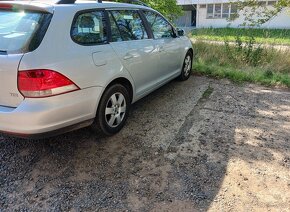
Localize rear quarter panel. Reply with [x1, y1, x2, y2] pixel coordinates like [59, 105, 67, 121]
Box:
[0, 54, 24, 107]
[18, 6, 134, 92]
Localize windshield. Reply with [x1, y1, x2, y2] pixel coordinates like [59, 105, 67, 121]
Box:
[0, 10, 49, 53]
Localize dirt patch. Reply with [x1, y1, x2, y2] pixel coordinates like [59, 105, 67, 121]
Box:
[0, 76, 289, 211]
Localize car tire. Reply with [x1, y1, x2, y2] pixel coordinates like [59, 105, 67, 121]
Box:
[92, 84, 130, 136]
[178, 51, 193, 81]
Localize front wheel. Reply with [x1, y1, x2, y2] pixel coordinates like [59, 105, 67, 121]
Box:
[92, 84, 130, 136]
[178, 51, 193, 81]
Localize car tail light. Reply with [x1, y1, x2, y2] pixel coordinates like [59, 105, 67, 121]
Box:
[0, 4, 13, 9]
[18, 69, 80, 98]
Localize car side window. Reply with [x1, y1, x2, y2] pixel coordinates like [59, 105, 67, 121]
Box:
[143, 10, 175, 39]
[108, 12, 123, 42]
[109, 10, 148, 41]
[71, 10, 107, 45]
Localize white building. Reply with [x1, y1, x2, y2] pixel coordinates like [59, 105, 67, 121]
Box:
[176, 0, 290, 28]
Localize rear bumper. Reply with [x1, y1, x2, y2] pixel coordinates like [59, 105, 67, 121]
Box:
[0, 87, 104, 139]
[1, 119, 95, 139]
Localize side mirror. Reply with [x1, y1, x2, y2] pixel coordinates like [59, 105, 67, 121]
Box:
[177, 28, 185, 37]
[170, 27, 178, 38]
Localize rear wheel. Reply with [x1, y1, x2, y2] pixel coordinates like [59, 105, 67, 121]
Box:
[178, 51, 193, 81]
[92, 84, 130, 135]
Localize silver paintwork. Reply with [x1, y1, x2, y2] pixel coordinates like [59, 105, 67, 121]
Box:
[0, 54, 24, 107]
[0, 1, 193, 136]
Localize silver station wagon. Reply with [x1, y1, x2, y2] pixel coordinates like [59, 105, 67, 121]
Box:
[0, 0, 193, 138]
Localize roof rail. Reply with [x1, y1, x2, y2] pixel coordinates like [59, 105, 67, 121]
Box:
[56, 0, 103, 4]
[129, 0, 149, 7]
[55, 0, 149, 6]
[56, 0, 76, 4]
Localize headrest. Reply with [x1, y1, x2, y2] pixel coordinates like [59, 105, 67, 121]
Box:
[79, 16, 95, 28]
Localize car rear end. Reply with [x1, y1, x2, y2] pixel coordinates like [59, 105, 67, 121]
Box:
[0, 1, 103, 138]
[0, 2, 53, 105]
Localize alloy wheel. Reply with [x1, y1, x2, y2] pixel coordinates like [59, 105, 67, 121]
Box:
[184, 55, 192, 77]
[105, 92, 126, 128]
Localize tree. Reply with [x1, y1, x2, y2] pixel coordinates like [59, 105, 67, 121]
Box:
[112, 0, 183, 21]
[233, 0, 290, 27]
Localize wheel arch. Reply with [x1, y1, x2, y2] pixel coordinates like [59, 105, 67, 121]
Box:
[188, 48, 193, 56]
[92, 76, 134, 127]
[181, 47, 193, 69]
[92, 77, 133, 135]
[105, 77, 134, 104]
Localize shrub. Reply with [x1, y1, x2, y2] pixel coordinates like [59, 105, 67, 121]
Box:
[224, 34, 264, 67]
[192, 40, 290, 87]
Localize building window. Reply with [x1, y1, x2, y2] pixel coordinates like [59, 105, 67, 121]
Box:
[230, 4, 238, 17]
[214, 4, 222, 18]
[267, 1, 277, 6]
[222, 4, 230, 18]
[206, 3, 238, 19]
[258, 1, 267, 6]
[207, 4, 214, 19]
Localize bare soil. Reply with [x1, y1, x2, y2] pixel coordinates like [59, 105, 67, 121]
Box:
[0, 76, 289, 211]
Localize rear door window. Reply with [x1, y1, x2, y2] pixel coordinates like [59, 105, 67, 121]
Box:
[108, 12, 123, 42]
[109, 10, 148, 41]
[71, 10, 108, 45]
[0, 10, 51, 53]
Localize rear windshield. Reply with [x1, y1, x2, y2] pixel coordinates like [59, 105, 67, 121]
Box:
[0, 10, 52, 54]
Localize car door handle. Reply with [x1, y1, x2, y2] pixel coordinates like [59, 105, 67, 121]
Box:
[123, 53, 134, 60]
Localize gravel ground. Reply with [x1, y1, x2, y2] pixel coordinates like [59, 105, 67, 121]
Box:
[0, 76, 290, 211]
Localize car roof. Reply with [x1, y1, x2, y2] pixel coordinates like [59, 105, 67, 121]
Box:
[1, 0, 152, 10]
[0, 1, 54, 13]
[61, 1, 151, 10]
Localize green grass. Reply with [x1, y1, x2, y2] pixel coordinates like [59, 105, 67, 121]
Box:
[194, 62, 290, 87]
[191, 28, 290, 45]
[192, 41, 290, 88]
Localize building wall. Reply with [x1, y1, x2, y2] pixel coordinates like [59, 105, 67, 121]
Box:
[197, 7, 290, 29]
[262, 9, 290, 28]
[176, 0, 290, 29]
[175, 11, 193, 27]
